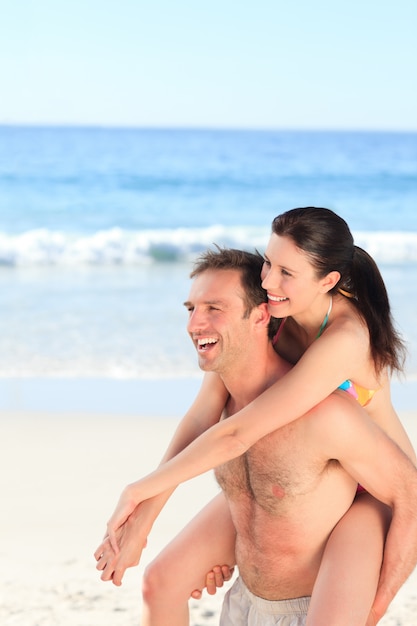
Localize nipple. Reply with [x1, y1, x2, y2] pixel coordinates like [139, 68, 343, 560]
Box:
[272, 484, 285, 499]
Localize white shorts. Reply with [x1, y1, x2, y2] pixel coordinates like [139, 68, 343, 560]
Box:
[220, 577, 310, 626]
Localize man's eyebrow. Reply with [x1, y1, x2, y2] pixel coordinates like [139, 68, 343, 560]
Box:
[183, 299, 225, 308]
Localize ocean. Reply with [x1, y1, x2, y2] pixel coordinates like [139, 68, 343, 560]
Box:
[1, 126, 416, 413]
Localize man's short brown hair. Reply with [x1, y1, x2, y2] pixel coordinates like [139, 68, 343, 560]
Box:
[190, 246, 280, 339]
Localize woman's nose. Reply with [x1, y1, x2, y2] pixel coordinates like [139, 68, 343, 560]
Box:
[262, 267, 277, 290]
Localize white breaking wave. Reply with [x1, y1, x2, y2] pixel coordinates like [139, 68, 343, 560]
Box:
[0, 227, 416, 266]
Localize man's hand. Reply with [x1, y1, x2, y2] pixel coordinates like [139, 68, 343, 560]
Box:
[190, 564, 235, 599]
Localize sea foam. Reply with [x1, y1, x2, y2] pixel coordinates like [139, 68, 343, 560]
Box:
[1, 227, 416, 267]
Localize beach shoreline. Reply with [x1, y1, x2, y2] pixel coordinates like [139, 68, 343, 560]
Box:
[1, 407, 416, 625]
[1, 375, 417, 414]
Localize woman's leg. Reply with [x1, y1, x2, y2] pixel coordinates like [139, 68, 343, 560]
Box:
[306, 493, 391, 626]
[141, 492, 236, 626]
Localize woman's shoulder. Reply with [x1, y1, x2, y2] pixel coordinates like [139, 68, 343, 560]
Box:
[326, 296, 368, 342]
[309, 302, 371, 376]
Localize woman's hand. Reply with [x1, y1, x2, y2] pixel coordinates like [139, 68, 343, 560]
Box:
[94, 519, 148, 586]
[106, 483, 142, 552]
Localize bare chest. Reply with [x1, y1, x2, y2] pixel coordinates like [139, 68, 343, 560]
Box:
[215, 420, 331, 514]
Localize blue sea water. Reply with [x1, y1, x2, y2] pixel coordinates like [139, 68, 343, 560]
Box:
[0, 126, 416, 411]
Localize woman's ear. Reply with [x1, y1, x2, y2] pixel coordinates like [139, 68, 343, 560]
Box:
[320, 271, 341, 293]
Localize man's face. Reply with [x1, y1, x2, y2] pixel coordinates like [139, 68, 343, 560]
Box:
[184, 269, 253, 374]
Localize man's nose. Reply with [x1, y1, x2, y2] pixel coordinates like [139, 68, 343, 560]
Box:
[187, 308, 207, 333]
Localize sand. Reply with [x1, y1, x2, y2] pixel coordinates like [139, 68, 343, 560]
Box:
[0, 409, 416, 625]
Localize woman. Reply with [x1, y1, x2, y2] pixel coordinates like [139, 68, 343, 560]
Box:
[96, 207, 415, 625]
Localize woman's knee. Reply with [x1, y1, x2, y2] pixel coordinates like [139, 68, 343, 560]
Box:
[143, 557, 167, 602]
[142, 553, 190, 605]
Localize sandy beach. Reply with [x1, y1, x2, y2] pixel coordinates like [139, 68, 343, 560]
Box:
[1, 408, 416, 626]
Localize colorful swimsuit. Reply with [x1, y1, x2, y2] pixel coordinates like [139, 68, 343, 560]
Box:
[337, 379, 376, 407]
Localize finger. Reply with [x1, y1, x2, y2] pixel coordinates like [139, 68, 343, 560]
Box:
[101, 569, 114, 582]
[95, 554, 107, 572]
[221, 564, 235, 581]
[100, 560, 116, 582]
[206, 571, 217, 595]
[112, 565, 126, 587]
[94, 543, 106, 561]
[94, 536, 113, 561]
[213, 565, 224, 589]
[107, 527, 120, 555]
[190, 589, 202, 600]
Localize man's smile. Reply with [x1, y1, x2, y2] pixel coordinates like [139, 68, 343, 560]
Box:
[197, 337, 219, 351]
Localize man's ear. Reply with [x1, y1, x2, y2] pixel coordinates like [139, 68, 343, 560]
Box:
[320, 271, 341, 294]
[253, 303, 271, 329]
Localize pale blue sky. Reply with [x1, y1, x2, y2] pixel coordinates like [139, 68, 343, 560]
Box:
[1, 0, 416, 130]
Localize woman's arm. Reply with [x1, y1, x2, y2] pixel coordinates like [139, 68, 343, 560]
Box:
[101, 372, 228, 555]
[106, 323, 373, 543]
[159, 371, 229, 463]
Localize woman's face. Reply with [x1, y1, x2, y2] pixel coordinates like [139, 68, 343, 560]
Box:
[261, 233, 325, 318]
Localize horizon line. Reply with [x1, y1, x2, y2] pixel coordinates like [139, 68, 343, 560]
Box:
[1, 122, 416, 134]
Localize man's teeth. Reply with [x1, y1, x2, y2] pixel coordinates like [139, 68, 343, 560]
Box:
[198, 337, 217, 346]
[268, 295, 288, 302]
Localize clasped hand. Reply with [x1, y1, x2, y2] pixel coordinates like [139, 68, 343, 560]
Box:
[105, 483, 142, 553]
[94, 514, 148, 586]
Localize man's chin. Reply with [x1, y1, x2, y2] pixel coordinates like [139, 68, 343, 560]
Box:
[198, 357, 214, 372]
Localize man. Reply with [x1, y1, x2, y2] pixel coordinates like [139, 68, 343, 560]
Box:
[96, 248, 417, 625]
